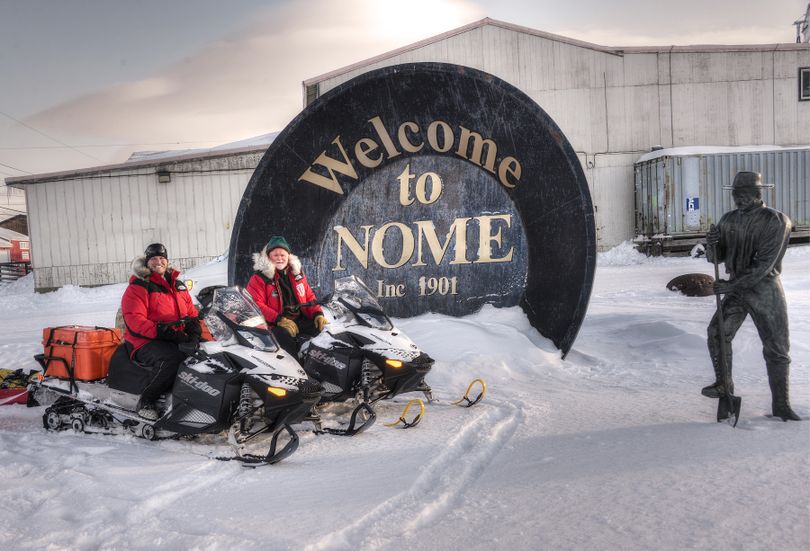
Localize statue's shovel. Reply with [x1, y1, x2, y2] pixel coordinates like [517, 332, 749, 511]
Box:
[711, 227, 741, 427]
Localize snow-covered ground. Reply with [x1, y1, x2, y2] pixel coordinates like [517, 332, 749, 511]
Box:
[1, 244, 808, 551]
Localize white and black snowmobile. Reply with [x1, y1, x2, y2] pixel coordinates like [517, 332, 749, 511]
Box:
[300, 276, 439, 435]
[32, 286, 322, 466]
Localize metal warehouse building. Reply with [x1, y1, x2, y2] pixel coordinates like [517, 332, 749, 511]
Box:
[7, 144, 267, 290]
[6, 18, 810, 290]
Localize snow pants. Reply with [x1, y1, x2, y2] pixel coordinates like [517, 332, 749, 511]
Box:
[135, 340, 188, 403]
[272, 317, 320, 357]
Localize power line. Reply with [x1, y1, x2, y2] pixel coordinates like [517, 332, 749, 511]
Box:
[0, 109, 106, 164]
[0, 160, 32, 175]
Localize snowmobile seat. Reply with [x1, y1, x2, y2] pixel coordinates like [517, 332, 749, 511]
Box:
[106, 342, 155, 395]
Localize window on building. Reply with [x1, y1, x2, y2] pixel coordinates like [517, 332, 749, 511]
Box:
[20, 241, 29, 249]
[21, 251, 30, 261]
[801, 67, 810, 101]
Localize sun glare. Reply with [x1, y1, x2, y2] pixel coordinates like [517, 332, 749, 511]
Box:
[366, 0, 483, 45]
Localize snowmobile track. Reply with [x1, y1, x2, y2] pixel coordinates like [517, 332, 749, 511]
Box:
[305, 397, 523, 551]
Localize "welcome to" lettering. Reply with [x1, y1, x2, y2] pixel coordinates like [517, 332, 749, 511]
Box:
[298, 116, 522, 193]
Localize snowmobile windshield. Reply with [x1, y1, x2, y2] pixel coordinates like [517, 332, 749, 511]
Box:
[329, 276, 393, 331]
[204, 287, 279, 352]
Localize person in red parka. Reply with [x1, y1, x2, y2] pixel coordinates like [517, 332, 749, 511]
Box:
[246, 236, 328, 356]
[121, 243, 201, 420]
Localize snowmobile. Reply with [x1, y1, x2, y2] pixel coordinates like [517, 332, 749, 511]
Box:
[31, 286, 322, 466]
[300, 276, 485, 436]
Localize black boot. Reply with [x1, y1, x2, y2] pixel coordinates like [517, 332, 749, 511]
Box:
[702, 355, 734, 398]
[767, 364, 800, 421]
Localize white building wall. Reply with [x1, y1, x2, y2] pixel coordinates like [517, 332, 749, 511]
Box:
[22, 151, 262, 290]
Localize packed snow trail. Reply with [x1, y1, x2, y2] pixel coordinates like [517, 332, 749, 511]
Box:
[307, 397, 524, 550]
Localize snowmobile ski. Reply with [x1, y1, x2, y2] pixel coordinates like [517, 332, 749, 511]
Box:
[383, 398, 425, 428]
[222, 422, 300, 467]
[451, 378, 487, 408]
[312, 402, 377, 436]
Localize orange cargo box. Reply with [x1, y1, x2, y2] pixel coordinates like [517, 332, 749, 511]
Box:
[42, 326, 122, 381]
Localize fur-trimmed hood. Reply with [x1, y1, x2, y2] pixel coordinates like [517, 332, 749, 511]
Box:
[252, 247, 302, 280]
[131, 256, 177, 280]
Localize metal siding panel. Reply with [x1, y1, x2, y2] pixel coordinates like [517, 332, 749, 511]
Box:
[517, 33, 556, 92]
[27, 186, 47, 269]
[51, 182, 69, 268]
[621, 53, 659, 86]
[99, 174, 114, 264]
[74, 178, 89, 266]
[590, 153, 636, 248]
[482, 25, 520, 84]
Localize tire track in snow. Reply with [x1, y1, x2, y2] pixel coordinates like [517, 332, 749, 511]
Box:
[306, 397, 523, 551]
[124, 461, 232, 524]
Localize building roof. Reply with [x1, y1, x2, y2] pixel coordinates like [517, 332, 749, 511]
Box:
[5, 133, 278, 187]
[637, 144, 810, 164]
[0, 226, 28, 242]
[304, 17, 810, 86]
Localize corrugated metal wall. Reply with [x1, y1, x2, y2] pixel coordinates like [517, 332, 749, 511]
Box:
[635, 148, 809, 240]
[24, 152, 262, 290]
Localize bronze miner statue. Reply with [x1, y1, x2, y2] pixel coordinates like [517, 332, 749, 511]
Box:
[703, 171, 800, 421]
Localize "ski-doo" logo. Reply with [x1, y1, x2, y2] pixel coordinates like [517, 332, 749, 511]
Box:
[308, 349, 347, 370]
[178, 371, 221, 397]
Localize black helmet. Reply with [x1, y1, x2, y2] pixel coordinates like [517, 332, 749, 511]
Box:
[144, 243, 168, 262]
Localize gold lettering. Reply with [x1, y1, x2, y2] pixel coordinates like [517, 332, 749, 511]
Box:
[355, 138, 383, 168]
[371, 222, 414, 268]
[498, 156, 521, 189]
[298, 136, 357, 194]
[368, 116, 401, 159]
[398, 164, 415, 206]
[457, 126, 497, 174]
[333, 225, 372, 270]
[397, 121, 423, 153]
[413, 218, 471, 266]
[427, 120, 454, 153]
[415, 172, 442, 204]
[475, 214, 514, 263]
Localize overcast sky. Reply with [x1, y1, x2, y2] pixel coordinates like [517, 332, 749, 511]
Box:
[1, 0, 807, 179]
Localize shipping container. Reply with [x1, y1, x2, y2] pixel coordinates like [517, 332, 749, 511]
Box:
[634, 146, 810, 254]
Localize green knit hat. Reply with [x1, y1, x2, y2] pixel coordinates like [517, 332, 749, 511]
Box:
[265, 235, 291, 253]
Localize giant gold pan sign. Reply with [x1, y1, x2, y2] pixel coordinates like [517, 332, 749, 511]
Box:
[229, 63, 595, 356]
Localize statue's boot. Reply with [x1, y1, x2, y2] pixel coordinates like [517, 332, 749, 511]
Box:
[768, 363, 801, 421]
[701, 354, 734, 398]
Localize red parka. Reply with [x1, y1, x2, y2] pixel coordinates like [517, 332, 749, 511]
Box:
[121, 257, 198, 352]
[246, 250, 323, 325]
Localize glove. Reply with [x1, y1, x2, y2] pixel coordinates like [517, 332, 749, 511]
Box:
[314, 315, 329, 332]
[277, 316, 299, 337]
[156, 323, 192, 344]
[184, 316, 201, 340]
